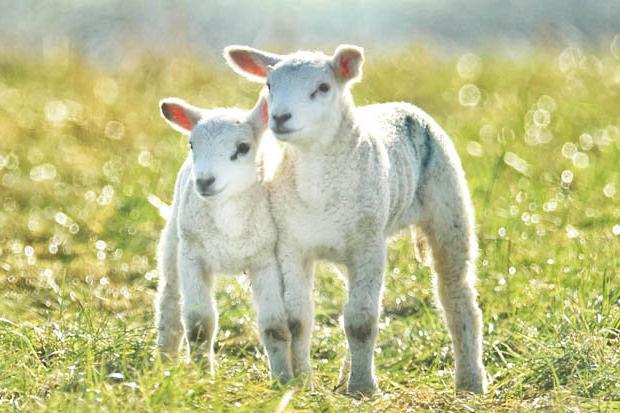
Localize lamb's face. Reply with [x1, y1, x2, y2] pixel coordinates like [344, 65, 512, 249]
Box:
[225, 45, 364, 148]
[189, 117, 257, 199]
[265, 55, 342, 146]
[159, 95, 268, 200]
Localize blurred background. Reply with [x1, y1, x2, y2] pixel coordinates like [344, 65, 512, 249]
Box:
[2, 0, 620, 66]
[1, 1, 619, 411]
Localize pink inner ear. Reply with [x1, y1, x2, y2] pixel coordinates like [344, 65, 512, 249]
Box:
[261, 101, 269, 126]
[168, 105, 192, 131]
[340, 56, 352, 78]
[232, 52, 268, 78]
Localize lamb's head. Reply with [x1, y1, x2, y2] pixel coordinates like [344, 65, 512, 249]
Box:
[224, 45, 364, 147]
[159, 94, 268, 199]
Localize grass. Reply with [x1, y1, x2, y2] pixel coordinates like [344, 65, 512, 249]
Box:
[0, 45, 619, 411]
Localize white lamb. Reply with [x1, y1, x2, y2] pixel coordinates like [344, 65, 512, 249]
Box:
[154, 93, 293, 382]
[224, 45, 487, 395]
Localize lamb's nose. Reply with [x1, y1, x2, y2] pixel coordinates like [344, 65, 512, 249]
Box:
[196, 176, 215, 192]
[272, 112, 292, 127]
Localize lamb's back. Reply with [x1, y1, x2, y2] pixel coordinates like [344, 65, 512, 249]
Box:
[355, 102, 437, 233]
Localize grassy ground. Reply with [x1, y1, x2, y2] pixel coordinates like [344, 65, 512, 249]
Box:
[0, 46, 619, 411]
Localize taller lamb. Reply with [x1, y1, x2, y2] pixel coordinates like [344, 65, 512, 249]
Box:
[224, 44, 487, 395]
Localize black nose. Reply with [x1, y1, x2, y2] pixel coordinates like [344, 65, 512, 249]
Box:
[272, 113, 292, 127]
[196, 176, 215, 192]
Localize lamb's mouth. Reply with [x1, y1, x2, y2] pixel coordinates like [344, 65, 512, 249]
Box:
[196, 187, 225, 198]
[271, 127, 301, 136]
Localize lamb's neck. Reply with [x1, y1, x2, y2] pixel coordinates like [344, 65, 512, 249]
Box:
[202, 181, 264, 219]
[199, 181, 264, 238]
[282, 104, 361, 206]
[288, 102, 359, 163]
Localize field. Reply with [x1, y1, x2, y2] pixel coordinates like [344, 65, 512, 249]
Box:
[1, 46, 619, 411]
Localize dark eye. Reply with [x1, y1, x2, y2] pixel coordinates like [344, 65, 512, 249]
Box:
[310, 83, 331, 99]
[266, 82, 271, 90]
[231, 142, 251, 160]
[189, 141, 193, 150]
[237, 142, 250, 154]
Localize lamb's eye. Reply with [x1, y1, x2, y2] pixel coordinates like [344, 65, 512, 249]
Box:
[311, 82, 331, 99]
[189, 141, 193, 150]
[266, 82, 271, 90]
[231, 142, 251, 160]
[237, 142, 250, 154]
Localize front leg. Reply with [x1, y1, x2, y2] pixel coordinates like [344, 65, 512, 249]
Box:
[178, 246, 218, 375]
[251, 260, 293, 383]
[279, 243, 315, 381]
[343, 238, 387, 396]
[155, 212, 184, 360]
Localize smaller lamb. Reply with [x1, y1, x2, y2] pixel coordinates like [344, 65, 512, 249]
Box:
[155, 93, 293, 382]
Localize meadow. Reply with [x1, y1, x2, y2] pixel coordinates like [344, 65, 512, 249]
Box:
[0, 45, 619, 411]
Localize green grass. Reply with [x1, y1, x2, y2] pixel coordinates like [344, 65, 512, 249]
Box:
[1, 46, 619, 411]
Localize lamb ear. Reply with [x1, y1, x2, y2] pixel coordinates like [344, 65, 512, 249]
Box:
[159, 98, 202, 135]
[246, 89, 269, 137]
[224, 45, 282, 82]
[331, 44, 364, 84]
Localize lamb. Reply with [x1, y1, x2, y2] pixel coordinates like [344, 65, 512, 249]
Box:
[154, 93, 293, 383]
[224, 45, 487, 395]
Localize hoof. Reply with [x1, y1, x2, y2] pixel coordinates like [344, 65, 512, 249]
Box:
[157, 350, 178, 363]
[299, 373, 314, 391]
[190, 351, 216, 377]
[346, 380, 378, 398]
[273, 371, 293, 385]
[455, 370, 487, 394]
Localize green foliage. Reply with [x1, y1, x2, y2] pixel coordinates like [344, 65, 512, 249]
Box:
[0, 47, 619, 411]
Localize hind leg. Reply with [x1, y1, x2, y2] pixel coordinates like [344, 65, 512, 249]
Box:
[421, 191, 486, 393]
[178, 246, 218, 375]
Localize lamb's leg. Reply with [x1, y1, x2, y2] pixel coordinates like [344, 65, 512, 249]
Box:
[155, 212, 184, 360]
[178, 249, 218, 375]
[280, 247, 314, 382]
[420, 182, 487, 393]
[251, 261, 293, 383]
[343, 239, 386, 396]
